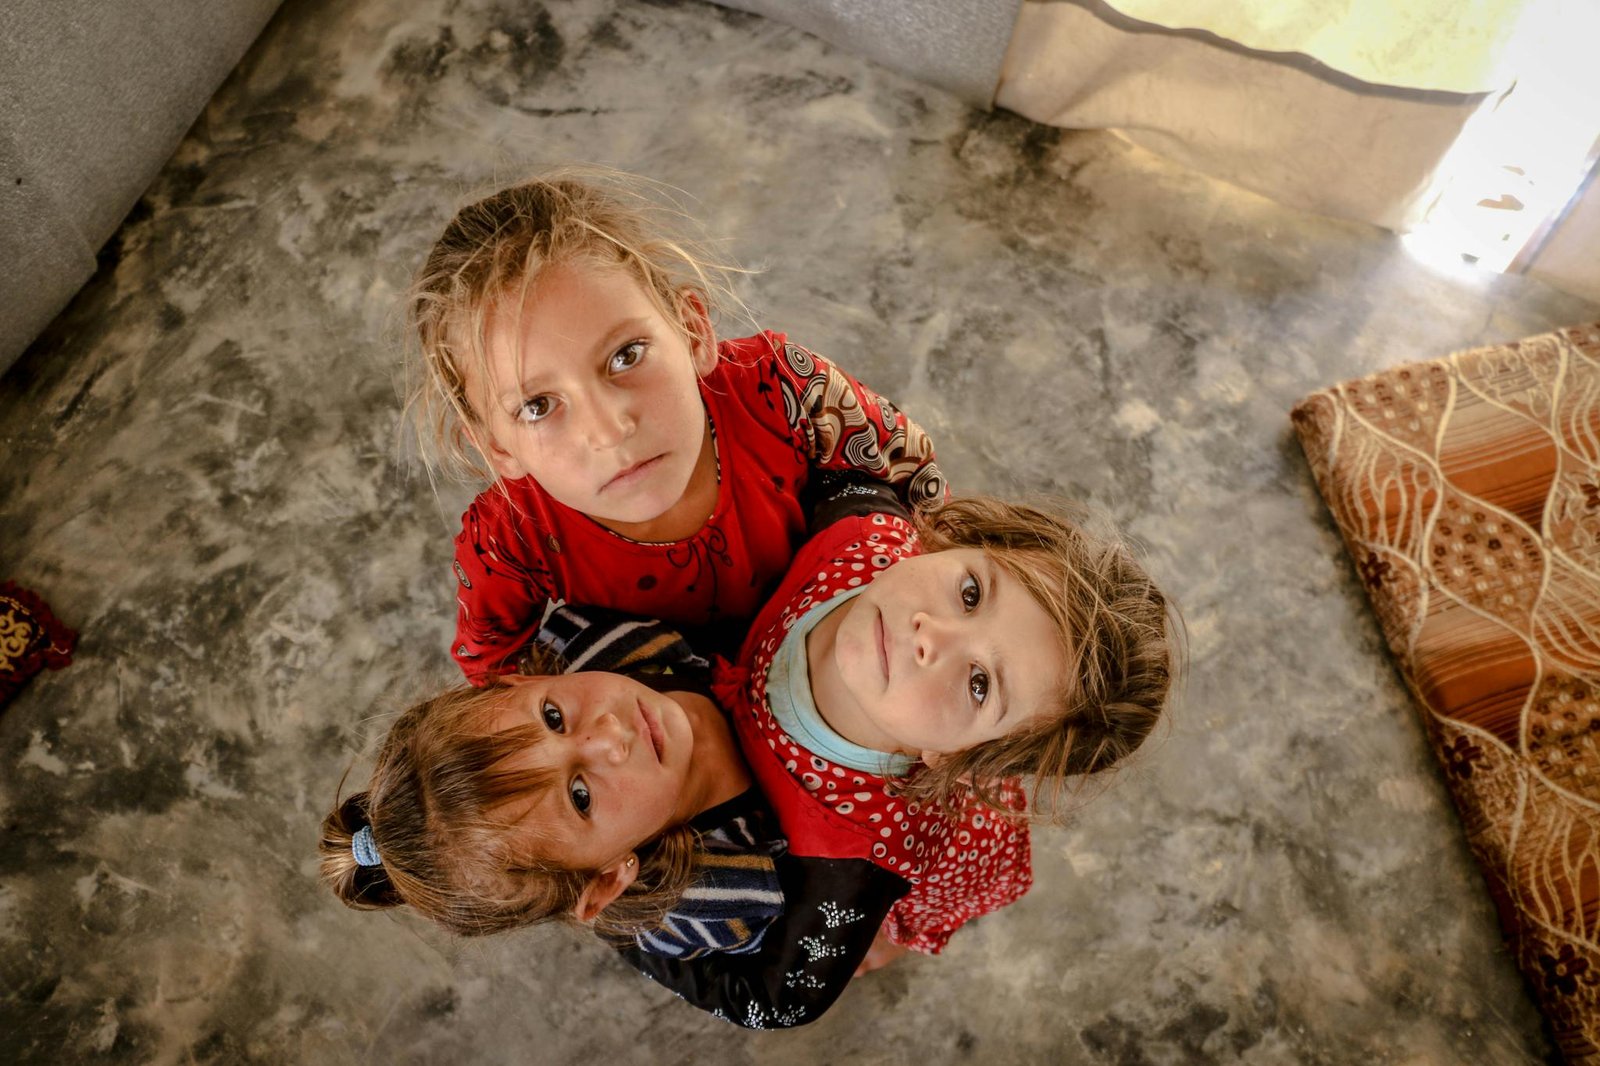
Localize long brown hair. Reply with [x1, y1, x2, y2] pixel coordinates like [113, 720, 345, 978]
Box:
[897, 496, 1181, 821]
[319, 673, 698, 940]
[406, 165, 748, 483]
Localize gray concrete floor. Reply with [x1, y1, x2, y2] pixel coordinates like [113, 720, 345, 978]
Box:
[3, 0, 1596, 1062]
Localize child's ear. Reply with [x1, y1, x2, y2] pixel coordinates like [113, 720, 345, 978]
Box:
[573, 854, 640, 923]
[920, 751, 976, 787]
[480, 435, 531, 480]
[469, 426, 530, 482]
[677, 289, 717, 376]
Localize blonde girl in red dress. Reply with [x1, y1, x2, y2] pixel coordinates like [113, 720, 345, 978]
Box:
[407, 167, 946, 682]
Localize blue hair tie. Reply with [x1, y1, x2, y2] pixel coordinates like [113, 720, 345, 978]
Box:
[351, 825, 383, 867]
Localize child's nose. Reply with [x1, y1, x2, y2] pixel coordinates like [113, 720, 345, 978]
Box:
[911, 610, 947, 665]
[582, 393, 635, 449]
[577, 713, 630, 765]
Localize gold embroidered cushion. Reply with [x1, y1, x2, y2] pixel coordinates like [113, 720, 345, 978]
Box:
[1292, 323, 1600, 1064]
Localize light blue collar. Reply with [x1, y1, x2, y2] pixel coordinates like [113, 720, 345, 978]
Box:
[765, 586, 915, 777]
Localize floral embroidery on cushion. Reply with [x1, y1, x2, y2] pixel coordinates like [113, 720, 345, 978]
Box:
[1442, 734, 1485, 779]
[1359, 551, 1392, 590]
[1539, 943, 1592, 998]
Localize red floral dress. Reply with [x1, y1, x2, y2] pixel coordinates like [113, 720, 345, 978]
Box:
[713, 513, 1033, 954]
[450, 331, 946, 684]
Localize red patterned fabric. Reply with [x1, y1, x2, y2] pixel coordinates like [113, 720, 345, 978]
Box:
[717, 513, 1033, 955]
[451, 331, 946, 683]
[0, 582, 77, 708]
[1293, 323, 1600, 1064]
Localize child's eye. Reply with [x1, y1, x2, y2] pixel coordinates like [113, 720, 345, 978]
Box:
[516, 395, 557, 424]
[968, 665, 990, 706]
[608, 342, 646, 374]
[569, 776, 591, 814]
[959, 571, 982, 612]
[540, 700, 565, 732]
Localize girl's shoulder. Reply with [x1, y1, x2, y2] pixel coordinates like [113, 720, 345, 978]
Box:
[460, 475, 551, 527]
[688, 786, 781, 844]
[713, 329, 838, 392]
[714, 329, 788, 369]
[703, 329, 809, 448]
[454, 480, 555, 574]
[452, 480, 568, 593]
[458, 476, 607, 557]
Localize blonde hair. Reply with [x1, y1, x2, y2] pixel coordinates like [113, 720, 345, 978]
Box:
[319, 663, 698, 940]
[406, 165, 748, 482]
[898, 496, 1181, 821]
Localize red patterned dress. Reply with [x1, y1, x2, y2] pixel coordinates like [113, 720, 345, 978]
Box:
[450, 332, 946, 683]
[712, 513, 1033, 954]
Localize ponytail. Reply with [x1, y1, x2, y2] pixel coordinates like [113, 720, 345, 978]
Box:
[318, 791, 402, 909]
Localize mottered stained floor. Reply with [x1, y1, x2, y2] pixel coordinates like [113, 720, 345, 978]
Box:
[2, 1, 1596, 1062]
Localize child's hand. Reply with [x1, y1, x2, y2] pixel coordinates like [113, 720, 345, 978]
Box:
[853, 932, 911, 976]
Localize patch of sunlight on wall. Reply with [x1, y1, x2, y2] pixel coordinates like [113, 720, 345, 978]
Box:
[1403, 0, 1600, 276]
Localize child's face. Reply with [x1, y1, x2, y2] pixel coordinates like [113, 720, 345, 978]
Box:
[486, 672, 703, 871]
[813, 548, 1066, 760]
[467, 261, 717, 526]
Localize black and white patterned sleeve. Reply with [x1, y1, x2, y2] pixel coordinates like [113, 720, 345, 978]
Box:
[618, 854, 909, 1029]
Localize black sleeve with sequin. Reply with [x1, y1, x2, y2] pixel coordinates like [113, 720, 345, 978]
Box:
[618, 853, 909, 1029]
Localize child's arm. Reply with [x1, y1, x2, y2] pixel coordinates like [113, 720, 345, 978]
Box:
[450, 500, 558, 684]
[619, 853, 909, 1029]
[765, 336, 948, 509]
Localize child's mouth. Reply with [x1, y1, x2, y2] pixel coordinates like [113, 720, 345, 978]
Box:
[637, 700, 664, 762]
[875, 609, 890, 682]
[602, 454, 666, 492]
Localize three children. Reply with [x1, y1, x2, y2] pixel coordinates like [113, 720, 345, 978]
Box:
[320, 167, 1179, 1027]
